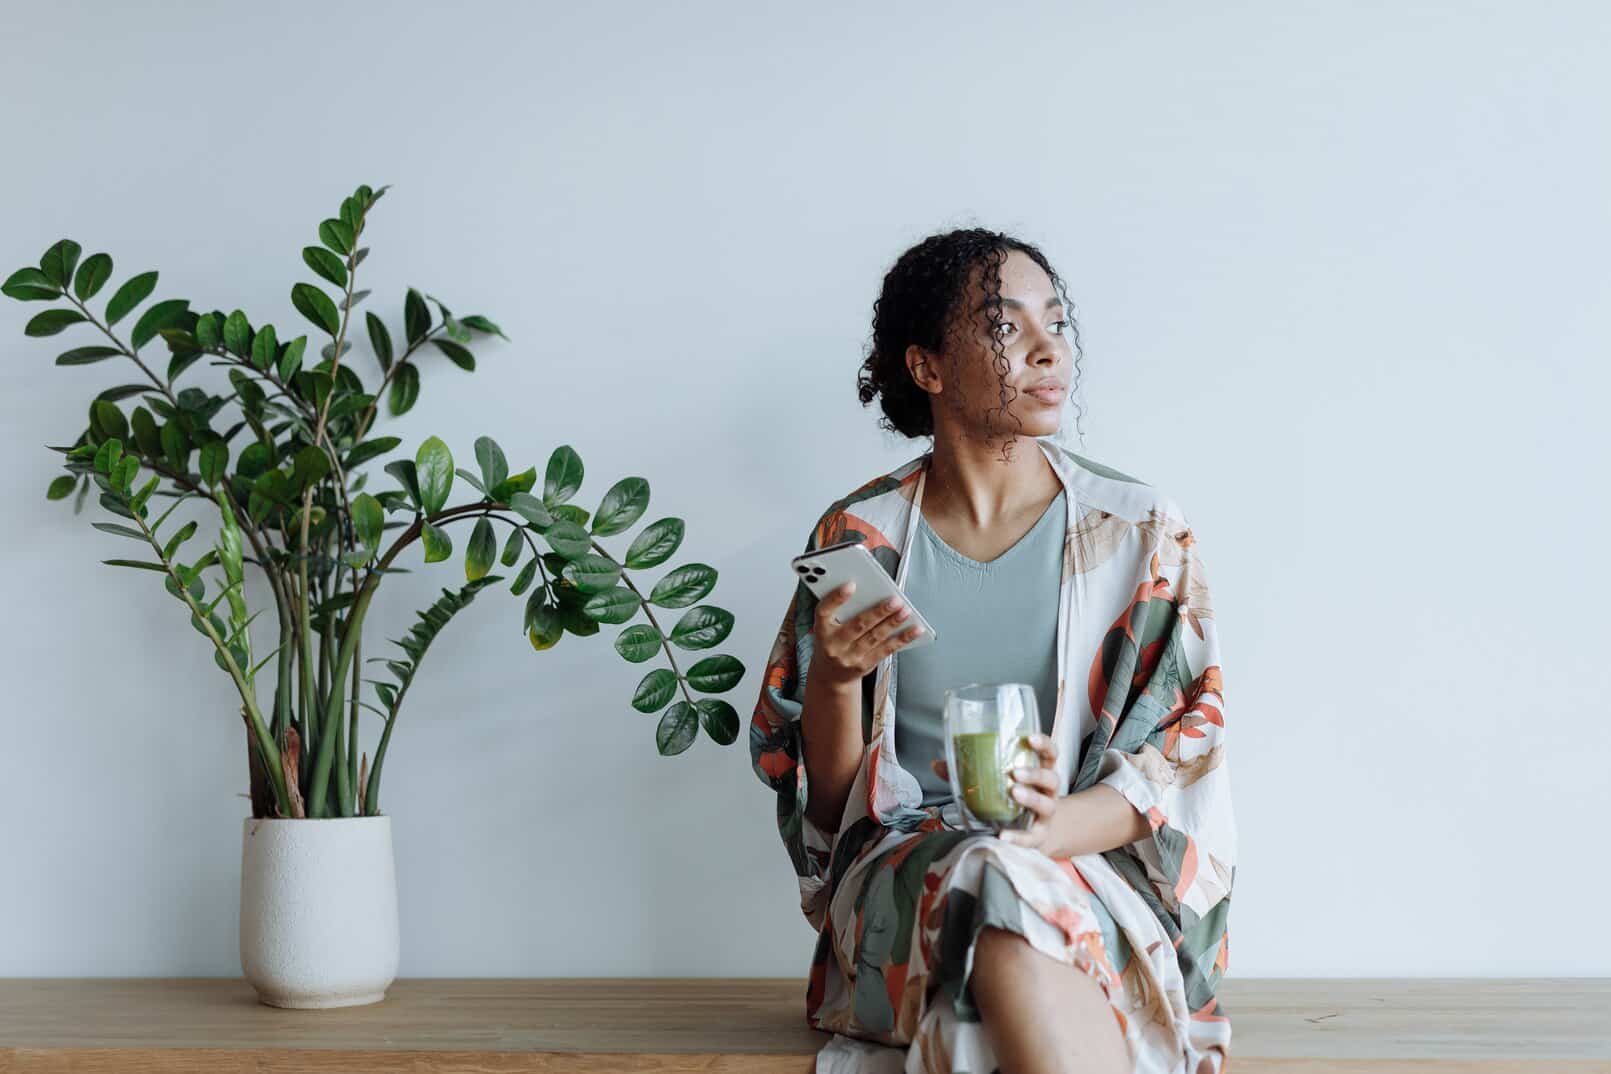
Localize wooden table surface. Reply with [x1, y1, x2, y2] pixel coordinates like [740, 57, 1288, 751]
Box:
[1, 977, 1608, 1073]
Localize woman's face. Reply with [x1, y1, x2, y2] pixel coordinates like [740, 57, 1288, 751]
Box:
[910, 249, 1075, 447]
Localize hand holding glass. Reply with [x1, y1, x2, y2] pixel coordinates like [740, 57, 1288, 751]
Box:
[942, 682, 1042, 833]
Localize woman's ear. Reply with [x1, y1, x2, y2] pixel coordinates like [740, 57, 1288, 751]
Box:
[906, 343, 941, 395]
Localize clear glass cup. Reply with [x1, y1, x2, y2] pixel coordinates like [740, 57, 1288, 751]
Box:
[942, 682, 1042, 833]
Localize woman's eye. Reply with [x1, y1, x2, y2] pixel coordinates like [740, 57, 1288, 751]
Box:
[1049, 320, 1070, 335]
[992, 321, 1016, 338]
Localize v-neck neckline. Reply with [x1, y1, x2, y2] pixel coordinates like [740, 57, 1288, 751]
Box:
[916, 486, 1065, 569]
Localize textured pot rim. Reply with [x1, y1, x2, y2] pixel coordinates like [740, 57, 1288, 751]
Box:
[243, 815, 392, 825]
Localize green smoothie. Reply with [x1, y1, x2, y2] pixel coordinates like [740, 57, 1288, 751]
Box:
[952, 731, 1037, 823]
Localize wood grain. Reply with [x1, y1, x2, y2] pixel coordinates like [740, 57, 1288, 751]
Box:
[0, 978, 1606, 1073]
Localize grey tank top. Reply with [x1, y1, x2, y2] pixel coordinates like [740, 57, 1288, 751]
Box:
[894, 488, 1066, 806]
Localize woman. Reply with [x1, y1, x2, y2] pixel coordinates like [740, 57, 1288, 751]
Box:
[749, 229, 1236, 1074]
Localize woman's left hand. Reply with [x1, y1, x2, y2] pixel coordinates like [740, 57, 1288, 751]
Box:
[998, 732, 1075, 857]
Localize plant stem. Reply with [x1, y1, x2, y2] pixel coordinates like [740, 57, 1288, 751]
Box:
[129, 498, 289, 815]
[595, 540, 698, 709]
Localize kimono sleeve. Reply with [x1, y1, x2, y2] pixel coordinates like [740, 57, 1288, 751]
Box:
[1091, 506, 1236, 998]
[748, 530, 839, 932]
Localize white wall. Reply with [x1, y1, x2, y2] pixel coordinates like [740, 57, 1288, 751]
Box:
[2, 1, 1606, 978]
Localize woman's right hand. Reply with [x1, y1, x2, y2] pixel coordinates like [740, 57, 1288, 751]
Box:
[812, 581, 923, 690]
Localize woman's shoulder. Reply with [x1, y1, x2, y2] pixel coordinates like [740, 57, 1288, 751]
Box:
[802, 454, 929, 555]
[1047, 444, 1191, 528]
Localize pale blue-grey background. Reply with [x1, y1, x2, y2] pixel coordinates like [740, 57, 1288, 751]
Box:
[3, 1, 1606, 977]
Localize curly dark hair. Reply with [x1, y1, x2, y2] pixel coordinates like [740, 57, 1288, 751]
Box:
[856, 228, 1085, 461]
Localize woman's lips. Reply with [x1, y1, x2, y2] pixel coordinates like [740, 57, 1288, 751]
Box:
[1026, 386, 1065, 405]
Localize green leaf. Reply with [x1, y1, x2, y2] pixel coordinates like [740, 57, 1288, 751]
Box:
[161, 421, 189, 472]
[591, 476, 649, 536]
[104, 270, 158, 326]
[527, 597, 563, 650]
[561, 553, 622, 594]
[291, 283, 340, 336]
[73, 253, 113, 301]
[489, 465, 536, 501]
[99, 492, 134, 519]
[551, 504, 590, 527]
[509, 557, 538, 595]
[540, 518, 592, 560]
[384, 459, 421, 507]
[632, 668, 678, 713]
[474, 436, 508, 492]
[404, 288, 430, 344]
[91, 520, 143, 538]
[345, 436, 401, 469]
[694, 698, 739, 745]
[656, 701, 698, 755]
[614, 624, 662, 663]
[648, 563, 717, 608]
[319, 217, 354, 255]
[93, 437, 123, 475]
[415, 436, 453, 514]
[249, 323, 278, 372]
[25, 309, 86, 336]
[350, 492, 383, 556]
[163, 519, 198, 561]
[303, 246, 347, 289]
[465, 516, 497, 581]
[624, 517, 684, 569]
[460, 314, 508, 339]
[130, 406, 162, 456]
[194, 312, 221, 348]
[92, 400, 128, 443]
[455, 467, 486, 495]
[420, 520, 451, 562]
[557, 593, 599, 637]
[507, 491, 553, 528]
[236, 441, 271, 480]
[38, 239, 81, 288]
[115, 455, 142, 495]
[366, 311, 393, 371]
[103, 558, 166, 573]
[543, 445, 583, 507]
[223, 310, 252, 357]
[2, 267, 59, 301]
[669, 605, 734, 650]
[198, 440, 229, 487]
[499, 523, 524, 567]
[686, 654, 745, 693]
[130, 298, 190, 351]
[387, 362, 419, 415]
[433, 339, 474, 371]
[55, 346, 121, 366]
[277, 335, 308, 381]
[581, 585, 638, 624]
[47, 474, 77, 500]
[290, 444, 331, 491]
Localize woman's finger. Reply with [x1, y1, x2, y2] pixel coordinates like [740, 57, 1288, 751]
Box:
[1010, 782, 1057, 822]
[1010, 765, 1059, 794]
[1027, 732, 1058, 768]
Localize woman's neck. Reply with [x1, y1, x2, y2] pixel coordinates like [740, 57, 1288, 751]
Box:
[922, 435, 1061, 529]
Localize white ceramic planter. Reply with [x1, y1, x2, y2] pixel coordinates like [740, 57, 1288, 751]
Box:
[239, 815, 399, 1009]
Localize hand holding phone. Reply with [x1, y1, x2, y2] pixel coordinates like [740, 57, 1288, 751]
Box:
[791, 541, 937, 689]
[810, 581, 928, 689]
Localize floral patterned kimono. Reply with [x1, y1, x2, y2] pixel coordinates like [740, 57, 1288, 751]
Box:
[748, 438, 1236, 1074]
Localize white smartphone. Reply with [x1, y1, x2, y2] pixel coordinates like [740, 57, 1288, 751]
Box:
[790, 540, 938, 649]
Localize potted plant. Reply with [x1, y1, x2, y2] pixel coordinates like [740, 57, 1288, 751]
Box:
[7, 183, 746, 1008]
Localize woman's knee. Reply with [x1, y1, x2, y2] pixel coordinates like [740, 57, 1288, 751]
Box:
[971, 925, 1032, 982]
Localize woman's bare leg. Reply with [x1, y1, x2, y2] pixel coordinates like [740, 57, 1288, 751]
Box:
[968, 925, 1131, 1074]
